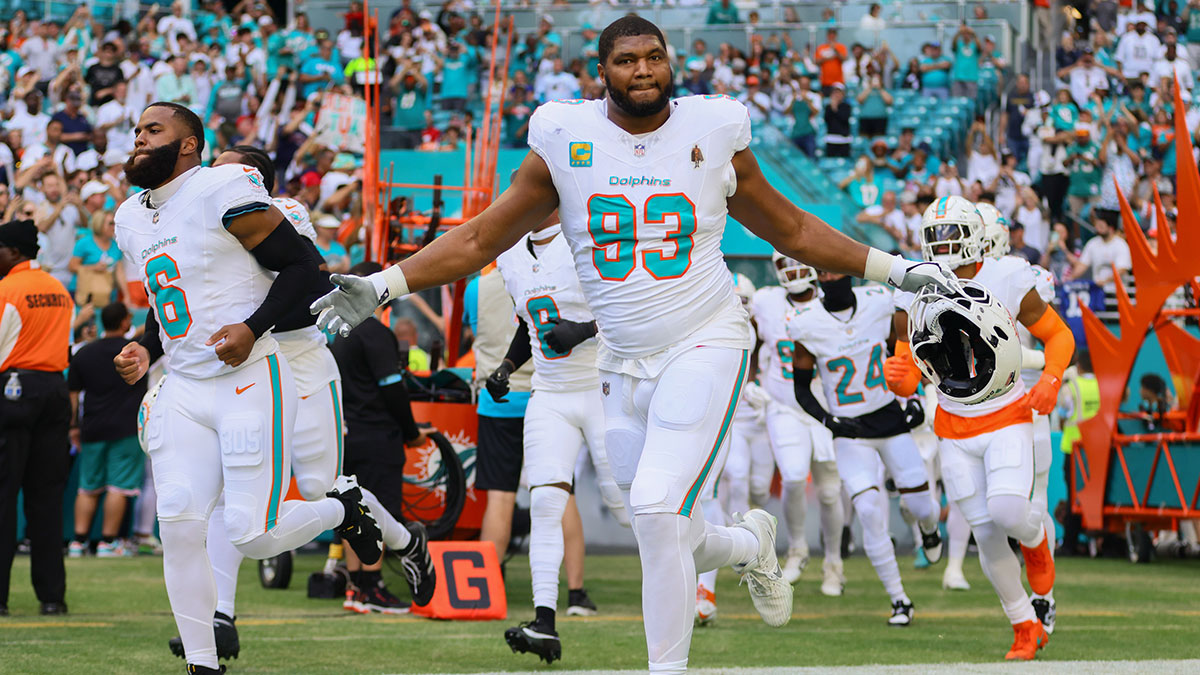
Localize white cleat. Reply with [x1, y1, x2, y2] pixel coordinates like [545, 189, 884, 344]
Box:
[781, 548, 809, 584]
[733, 510, 794, 627]
[942, 566, 971, 591]
[821, 559, 845, 597]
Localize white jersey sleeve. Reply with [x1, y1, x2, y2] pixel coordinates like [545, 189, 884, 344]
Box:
[1031, 264, 1056, 303]
[216, 164, 273, 226]
[496, 233, 600, 393]
[274, 197, 316, 242]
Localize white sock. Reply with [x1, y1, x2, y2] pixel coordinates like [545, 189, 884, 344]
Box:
[207, 504, 244, 618]
[161, 519, 218, 668]
[853, 489, 906, 603]
[813, 461, 844, 564]
[947, 501, 970, 571]
[697, 498, 726, 592]
[233, 498, 344, 560]
[987, 494, 1043, 547]
[361, 487, 412, 550]
[973, 520, 1036, 624]
[633, 512, 695, 672]
[899, 487, 939, 531]
[782, 480, 809, 556]
[529, 486, 570, 611]
[690, 511, 759, 572]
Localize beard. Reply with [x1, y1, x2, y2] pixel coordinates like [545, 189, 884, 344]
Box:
[606, 74, 671, 118]
[124, 139, 183, 189]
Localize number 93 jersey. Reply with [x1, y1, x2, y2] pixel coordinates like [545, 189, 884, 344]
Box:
[496, 232, 599, 393]
[528, 95, 754, 366]
[786, 285, 896, 417]
[115, 164, 278, 380]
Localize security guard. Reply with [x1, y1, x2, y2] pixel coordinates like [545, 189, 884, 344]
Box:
[0, 220, 74, 616]
[1058, 350, 1100, 557]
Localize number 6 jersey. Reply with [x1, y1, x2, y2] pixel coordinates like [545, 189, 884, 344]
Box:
[115, 164, 278, 379]
[528, 96, 754, 375]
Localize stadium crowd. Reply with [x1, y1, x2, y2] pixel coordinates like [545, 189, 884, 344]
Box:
[0, 0, 1196, 618]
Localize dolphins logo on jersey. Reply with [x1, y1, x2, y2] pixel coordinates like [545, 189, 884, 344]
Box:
[569, 142, 593, 167]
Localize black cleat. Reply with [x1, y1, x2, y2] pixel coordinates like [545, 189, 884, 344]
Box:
[169, 612, 240, 660]
[357, 584, 411, 614]
[919, 523, 944, 564]
[566, 588, 598, 616]
[841, 525, 855, 558]
[888, 600, 914, 626]
[1, 604, 9, 616]
[186, 665, 226, 674]
[394, 522, 436, 606]
[504, 618, 562, 664]
[327, 476, 383, 566]
[1032, 594, 1056, 635]
[39, 602, 67, 615]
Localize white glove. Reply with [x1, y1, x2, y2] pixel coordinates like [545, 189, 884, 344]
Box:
[888, 258, 960, 295]
[310, 273, 390, 338]
[742, 380, 768, 411]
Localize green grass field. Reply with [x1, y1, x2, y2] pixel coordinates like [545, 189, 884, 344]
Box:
[2, 551, 1199, 673]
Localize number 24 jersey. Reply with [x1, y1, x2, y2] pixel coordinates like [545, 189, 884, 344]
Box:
[528, 95, 754, 367]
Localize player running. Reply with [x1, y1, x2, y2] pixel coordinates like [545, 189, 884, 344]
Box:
[490, 214, 628, 663]
[752, 254, 845, 594]
[111, 103, 384, 675]
[156, 146, 438, 661]
[309, 17, 954, 672]
[978, 203, 1058, 630]
[786, 270, 942, 625]
[885, 195, 1074, 660]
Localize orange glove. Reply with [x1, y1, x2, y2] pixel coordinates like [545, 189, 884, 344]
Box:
[884, 342, 922, 397]
[1028, 372, 1062, 415]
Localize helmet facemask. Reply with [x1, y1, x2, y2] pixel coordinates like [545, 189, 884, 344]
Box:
[773, 253, 816, 295]
[920, 221, 983, 269]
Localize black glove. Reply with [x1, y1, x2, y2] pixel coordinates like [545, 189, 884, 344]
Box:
[903, 397, 926, 430]
[544, 318, 597, 355]
[485, 360, 515, 403]
[826, 415, 869, 438]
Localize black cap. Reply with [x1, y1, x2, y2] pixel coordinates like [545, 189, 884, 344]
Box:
[0, 220, 38, 258]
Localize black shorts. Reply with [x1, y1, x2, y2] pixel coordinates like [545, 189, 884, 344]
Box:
[859, 117, 888, 137]
[475, 415, 524, 492]
[344, 429, 406, 519]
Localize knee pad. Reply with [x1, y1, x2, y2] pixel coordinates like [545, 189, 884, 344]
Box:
[851, 490, 886, 536]
[987, 494, 1033, 535]
[295, 476, 328, 502]
[154, 472, 209, 523]
[529, 485, 570, 519]
[749, 473, 772, 500]
[605, 428, 644, 490]
[630, 468, 674, 515]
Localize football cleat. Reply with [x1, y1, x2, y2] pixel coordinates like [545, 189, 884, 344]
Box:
[356, 585, 411, 614]
[919, 523, 944, 564]
[821, 558, 845, 597]
[695, 585, 717, 626]
[394, 522, 436, 606]
[942, 565, 971, 591]
[566, 588, 598, 617]
[1032, 593, 1056, 635]
[780, 548, 808, 584]
[504, 618, 562, 664]
[841, 525, 856, 558]
[1020, 528, 1056, 596]
[326, 475, 384, 566]
[1005, 619, 1049, 660]
[186, 665, 226, 674]
[913, 547, 931, 569]
[169, 612, 239, 660]
[733, 510, 793, 627]
[888, 600, 914, 626]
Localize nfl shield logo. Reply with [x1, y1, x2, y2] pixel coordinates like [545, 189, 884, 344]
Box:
[152, 212, 160, 224]
[602, 381, 610, 396]
[633, 143, 645, 157]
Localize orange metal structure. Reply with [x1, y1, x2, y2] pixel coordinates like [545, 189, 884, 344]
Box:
[1072, 81, 1200, 532]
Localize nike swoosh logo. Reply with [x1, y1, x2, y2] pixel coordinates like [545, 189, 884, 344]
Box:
[235, 383, 256, 395]
[242, 166, 255, 173]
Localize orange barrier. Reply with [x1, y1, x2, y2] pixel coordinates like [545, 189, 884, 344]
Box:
[411, 541, 507, 620]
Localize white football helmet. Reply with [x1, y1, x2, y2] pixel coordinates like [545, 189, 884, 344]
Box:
[137, 373, 166, 453]
[975, 203, 1011, 260]
[920, 195, 985, 269]
[732, 272, 756, 306]
[907, 280, 1022, 406]
[771, 251, 817, 295]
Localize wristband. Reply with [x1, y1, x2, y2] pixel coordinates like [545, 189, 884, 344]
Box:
[864, 247, 898, 285]
[369, 265, 409, 304]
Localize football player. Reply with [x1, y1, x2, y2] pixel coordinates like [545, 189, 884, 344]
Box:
[886, 196, 1074, 660]
[787, 272, 942, 625]
[309, 17, 955, 672]
[752, 254, 845, 595]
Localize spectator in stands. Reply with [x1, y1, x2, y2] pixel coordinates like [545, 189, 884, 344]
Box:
[535, 58, 580, 103]
[300, 38, 345, 99]
[1060, 47, 1118, 108]
[707, 0, 740, 25]
[1040, 221, 1081, 281]
[84, 42, 124, 107]
[950, 23, 982, 100]
[33, 172, 84, 288]
[439, 41, 472, 111]
[1098, 117, 1141, 216]
[315, 213, 350, 274]
[1116, 18, 1162, 87]
[1136, 373, 1176, 432]
[51, 89, 92, 157]
[1155, 39, 1193, 91]
[990, 152, 1032, 218]
[22, 119, 76, 178]
[1007, 222, 1042, 264]
[503, 85, 535, 149]
[789, 75, 820, 157]
[391, 62, 428, 149]
[1015, 186, 1049, 252]
[823, 83, 851, 158]
[739, 76, 771, 124]
[918, 42, 952, 100]
[155, 55, 195, 106]
[1000, 74, 1035, 164]
[69, 210, 124, 306]
[815, 29, 847, 95]
[1185, 0, 1200, 67]
[1070, 212, 1131, 288]
[9, 89, 49, 148]
[1066, 126, 1102, 218]
[966, 120, 1001, 187]
[67, 303, 146, 559]
[856, 63, 891, 138]
[859, 4, 885, 47]
[933, 160, 966, 197]
[20, 20, 60, 88]
[857, 188, 903, 241]
[900, 57, 922, 91]
[839, 155, 883, 207]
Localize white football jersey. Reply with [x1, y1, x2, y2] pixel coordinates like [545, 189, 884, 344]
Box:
[528, 96, 754, 370]
[275, 196, 316, 242]
[751, 286, 822, 417]
[787, 285, 897, 417]
[1018, 261, 1057, 388]
[496, 232, 599, 393]
[115, 164, 278, 379]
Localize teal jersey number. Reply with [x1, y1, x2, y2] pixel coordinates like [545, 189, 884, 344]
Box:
[586, 193, 697, 280]
[145, 254, 192, 339]
[864, 344, 887, 390]
[526, 295, 569, 359]
[776, 340, 794, 380]
[826, 356, 866, 406]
